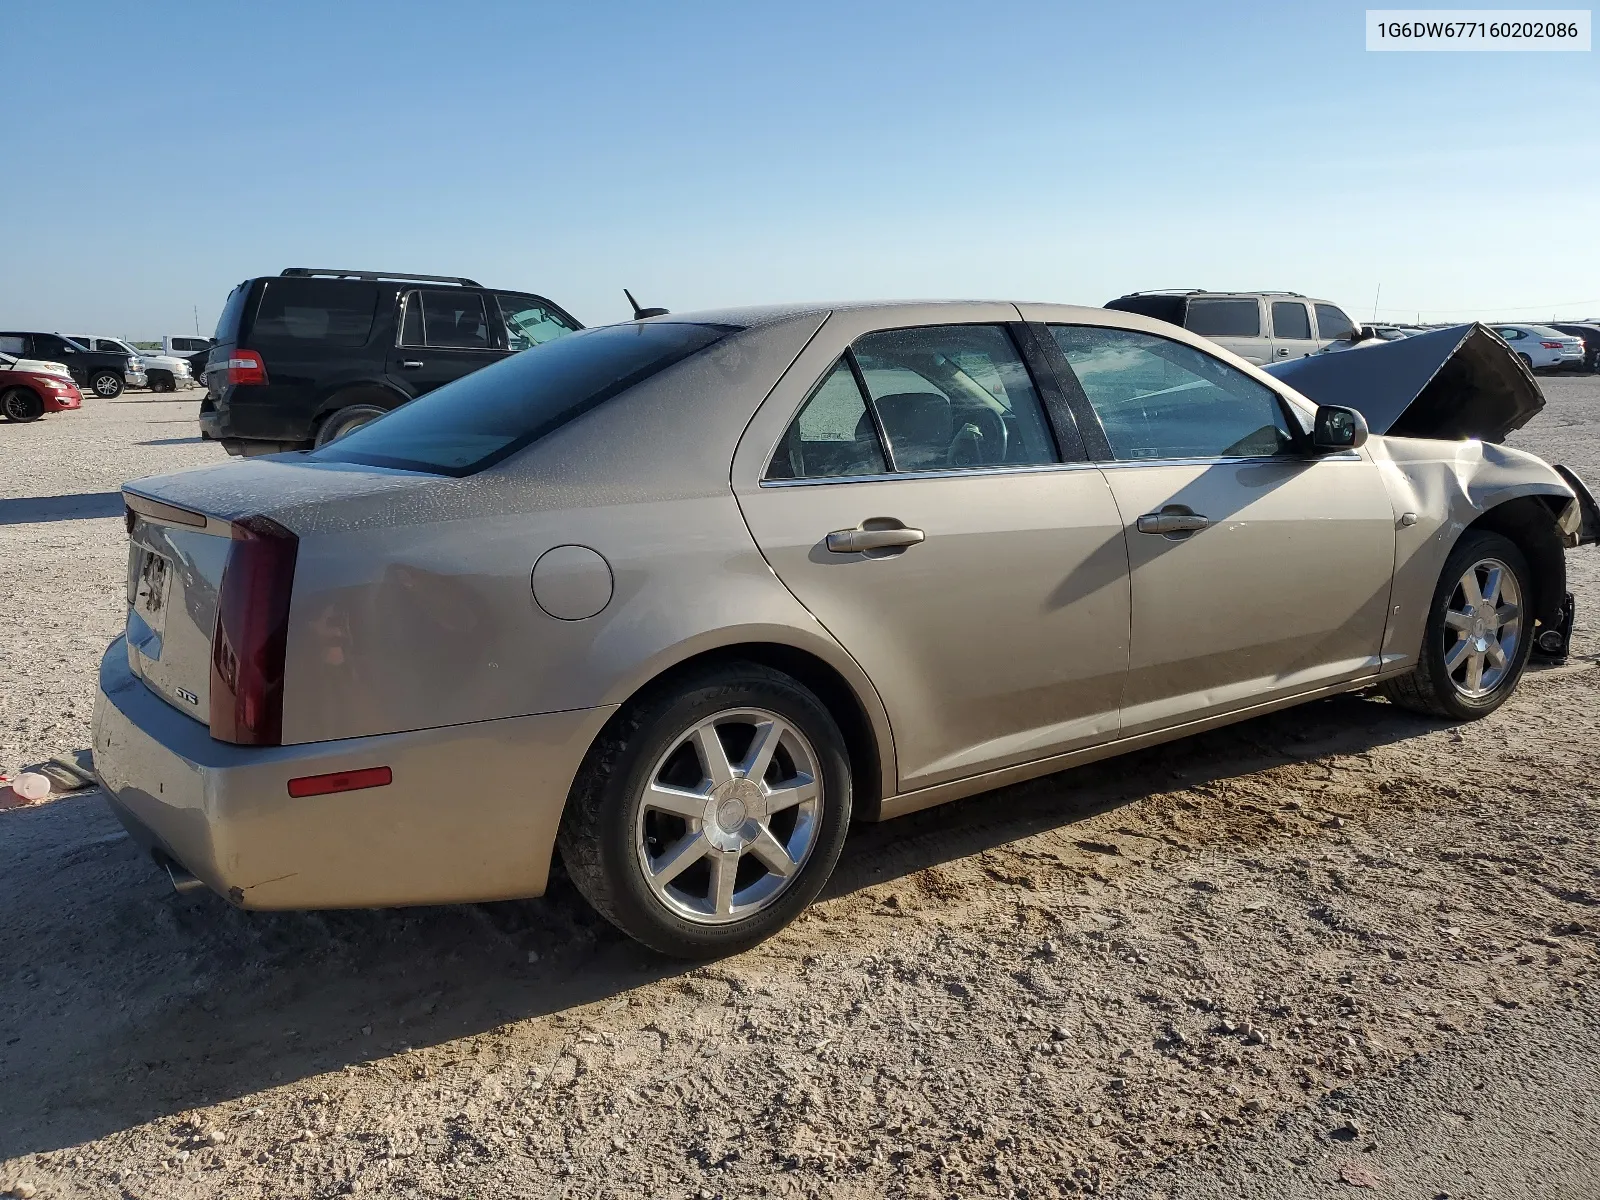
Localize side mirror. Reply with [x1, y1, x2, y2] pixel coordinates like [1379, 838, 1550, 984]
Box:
[1313, 405, 1369, 451]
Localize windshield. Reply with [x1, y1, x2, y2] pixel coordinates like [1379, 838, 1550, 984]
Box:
[309, 321, 735, 476]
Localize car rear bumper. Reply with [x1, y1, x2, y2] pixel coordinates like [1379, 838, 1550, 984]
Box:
[93, 636, 614, 909]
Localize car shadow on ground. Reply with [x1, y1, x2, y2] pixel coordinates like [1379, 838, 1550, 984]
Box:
[0, 492, 124, 525]
[0, 692, 1440, 1160]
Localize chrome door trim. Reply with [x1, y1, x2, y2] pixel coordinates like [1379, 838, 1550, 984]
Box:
[757, 451, 1363, 488]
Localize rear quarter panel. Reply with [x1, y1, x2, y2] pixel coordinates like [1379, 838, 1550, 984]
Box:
[273, 315, 894, 800]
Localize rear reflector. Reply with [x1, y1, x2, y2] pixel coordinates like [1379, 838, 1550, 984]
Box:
[287, 766, 392, 798]
[225, 349, 268, 386]
[210, 515, 298, 746]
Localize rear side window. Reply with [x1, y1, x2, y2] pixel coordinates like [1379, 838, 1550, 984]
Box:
[0, 336, 24, 356]
[400, 290, 491, 349]
[765, 360, 888, 480]
[1314, 304, 1355, 341]
[1185, 299, 1260, 338]
[309, 322, 732, 476]
[1271, 302, 1312, 339]
[250, 279, 379, 346]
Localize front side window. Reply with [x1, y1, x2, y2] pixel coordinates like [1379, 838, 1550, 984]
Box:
[497, 294, 578, 351]
[1314, 304, 1356, 341]
[310, 321, 731, 476]
[401, 290, 490, 350]
[1271, 302, 1312, 340]
[1050, 326, 1296, 460]
[171, 336, 209, 353]
[1184, 299, 1261, 338]
[852, 325, 1057, 472]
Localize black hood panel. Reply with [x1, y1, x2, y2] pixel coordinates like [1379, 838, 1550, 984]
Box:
[1264, 323, 1544, 443]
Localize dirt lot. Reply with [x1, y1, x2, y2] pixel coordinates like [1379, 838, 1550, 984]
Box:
[1, 378, 1597, 1199]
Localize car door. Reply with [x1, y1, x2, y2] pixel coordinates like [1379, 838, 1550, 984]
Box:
[31, 334, 86, 385]
[1313, 302, 1357, 349]
[1269, 300, 1318, 362]
[386, 289, 506, 398]
[1037, 321, 1396, 737]
[734, 316, 1132, 792]
[1183, 297, 1271, 364]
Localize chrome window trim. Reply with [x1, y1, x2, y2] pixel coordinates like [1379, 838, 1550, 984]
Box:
[756, 451, 1363, 488]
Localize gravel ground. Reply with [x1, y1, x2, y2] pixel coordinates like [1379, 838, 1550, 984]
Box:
[1, 377, 1597, 1200]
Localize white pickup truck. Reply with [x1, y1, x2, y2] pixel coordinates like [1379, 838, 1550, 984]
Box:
[68, 335, 197, 392]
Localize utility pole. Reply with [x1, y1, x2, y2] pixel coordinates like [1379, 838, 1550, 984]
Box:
[194, 305, 201, 335]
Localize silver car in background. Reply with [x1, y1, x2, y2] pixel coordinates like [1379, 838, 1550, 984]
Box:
[93, 302, 1598, 957]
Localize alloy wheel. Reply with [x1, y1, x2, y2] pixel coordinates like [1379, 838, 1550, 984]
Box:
[1442, 557, 1522, 698]
[93, 374, 120, 397]
[633, 707, 823, 925]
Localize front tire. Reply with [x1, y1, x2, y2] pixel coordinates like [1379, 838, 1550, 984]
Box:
[558, 664, 853, 958]
[89, 370, 123, 398]
[1, 387, 45, 422]
[1381, 530, 1534, 720]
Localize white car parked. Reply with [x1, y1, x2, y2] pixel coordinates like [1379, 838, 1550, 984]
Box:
[1104, 290, 1361, 365]
[68, 336, 195, 392]
[1492, 325, 1586, 370]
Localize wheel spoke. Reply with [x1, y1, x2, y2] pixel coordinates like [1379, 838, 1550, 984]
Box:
[1495, 602, 1520, 627]
[741, 719, 787, 784]
[1464, 651, 1485, 692]
[1444, 609, 1473, 632]
[1485, 637, 1508, 669]
[1443, 636, 1471, 673]
[649, 832, 710, 887]
[1458, 569, 1484, 609]
[748, 826, 797, 878]
[709, 851, 739, 915]
[759, 773, 817, 816]
[692, 723, 735, 788]
[1480, 566, 1504, 608]
[643, 782, 708, 820]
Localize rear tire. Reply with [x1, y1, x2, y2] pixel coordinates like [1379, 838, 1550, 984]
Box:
[558, 663, 853, 958]
[313, 403, 387, 447]
[1380, 530, 1534, 721]
[1516, 353, 1534, 370]
[89, 370, 123, 398]
[1, 387, 45, 422]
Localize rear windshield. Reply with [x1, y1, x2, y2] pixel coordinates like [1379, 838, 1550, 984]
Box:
[213, 282, 253, 344]
[308, 321, 734, 476]
[249, 279, 379, 346]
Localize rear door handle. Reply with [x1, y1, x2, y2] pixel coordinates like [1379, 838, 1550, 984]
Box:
[400, 360, 425, 369]
[1135, 509, 1210, 536]
[826, 524, 926, 554]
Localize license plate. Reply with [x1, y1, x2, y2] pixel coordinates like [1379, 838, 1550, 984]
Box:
[134, 550, 171, 636]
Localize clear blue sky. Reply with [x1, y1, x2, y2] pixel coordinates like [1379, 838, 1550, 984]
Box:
[5, 0, 1597, 336]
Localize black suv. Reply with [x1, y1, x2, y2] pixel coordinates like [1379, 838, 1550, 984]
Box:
[199, 269, 583, 455]
[0, 332, 138, 398]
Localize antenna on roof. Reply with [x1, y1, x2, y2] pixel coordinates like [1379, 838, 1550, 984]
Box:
[625, 289, 669, 320]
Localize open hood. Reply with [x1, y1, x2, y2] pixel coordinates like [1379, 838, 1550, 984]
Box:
[1264, 323, 1543, 443]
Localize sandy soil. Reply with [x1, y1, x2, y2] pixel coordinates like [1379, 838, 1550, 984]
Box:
[1, 376, 1597, 1199]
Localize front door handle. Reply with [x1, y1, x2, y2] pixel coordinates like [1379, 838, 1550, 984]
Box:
[825, 523, 926, 554]
[400, 360, 425, 369]
[1135, 509, 1210, 536]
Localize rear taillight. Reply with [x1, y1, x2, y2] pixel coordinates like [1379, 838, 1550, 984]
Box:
[210, 516, 298, 746]
[1541, 341, 1563, 349]
[224, 350, 268, 386]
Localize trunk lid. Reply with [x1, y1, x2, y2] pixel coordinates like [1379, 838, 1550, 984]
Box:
[121, 456, 443, 727]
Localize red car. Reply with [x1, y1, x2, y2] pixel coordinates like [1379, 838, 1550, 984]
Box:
[0, 353, 83, 421]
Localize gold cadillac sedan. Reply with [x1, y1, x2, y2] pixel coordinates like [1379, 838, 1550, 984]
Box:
[94, 302, 1598, 957]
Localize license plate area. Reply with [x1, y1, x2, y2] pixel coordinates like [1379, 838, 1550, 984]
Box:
[129, 549, 171, 654]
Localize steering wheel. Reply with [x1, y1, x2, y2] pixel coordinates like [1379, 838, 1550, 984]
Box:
[947, 407, 1009, 467]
